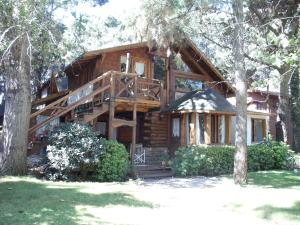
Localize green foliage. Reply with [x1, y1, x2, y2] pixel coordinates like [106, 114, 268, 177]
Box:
[172, 146, 234, 176]
[96, 140, 130, 182]
[46, 123, 104, 180]
[172, 141, 295, 176]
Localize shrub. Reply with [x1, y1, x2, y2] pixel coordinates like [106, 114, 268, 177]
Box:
[172, 145, 234, 176]
[45, 123, 104, 180]
[96, 140, 130, 182]
[172, 141, 295, 177]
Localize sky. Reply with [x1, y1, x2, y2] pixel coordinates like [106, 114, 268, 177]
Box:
[54, 0, 141, 30]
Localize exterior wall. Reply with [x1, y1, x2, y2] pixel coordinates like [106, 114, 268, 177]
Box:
[231, 114, 268, 145]
[98, 47, 151, 78]
[143, 112, 169, 148]
[247, 92, 293, 147]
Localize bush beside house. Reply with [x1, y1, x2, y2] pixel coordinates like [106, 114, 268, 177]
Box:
[96, 140, 130, 182]
[45, 123, 129, 181]
[172, 140, 295, 177]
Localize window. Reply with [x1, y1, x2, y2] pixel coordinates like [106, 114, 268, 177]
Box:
[153, 56, 166, 80]
[186, 114, 190, 145]
[134, 62, 145, 77]
[196, 113, 205, 144]
[120, 55, 127, 72]
[252, 119, 266, 143]
[211, 114, 226, 144]
[175, 78, 203, 92]
[56, 77, 68, 92]
[172, 117, 180, 137]
[41, 88, 48, 98]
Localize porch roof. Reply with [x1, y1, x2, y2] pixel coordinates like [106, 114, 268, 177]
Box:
[165, 88, 236, 114]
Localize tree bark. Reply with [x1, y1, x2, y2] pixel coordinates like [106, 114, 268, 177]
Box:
[233, 0, 247, 184]
[291, 68, 300, 152]
[0, 34, 31, 175]
[276, 65, 292, 143]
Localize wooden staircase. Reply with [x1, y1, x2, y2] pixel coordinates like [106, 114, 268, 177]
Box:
[76, 103, 109, 123]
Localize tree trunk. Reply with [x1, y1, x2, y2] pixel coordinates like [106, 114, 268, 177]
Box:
[291, 68, 300, 152]
[0, 35, 31, 175]
[277, 65, 292, 143]
[233, 0, 247, 184]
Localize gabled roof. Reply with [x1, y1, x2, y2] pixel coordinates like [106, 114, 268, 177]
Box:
[64, 39, 235, 95]
[165, 88, 236, 114]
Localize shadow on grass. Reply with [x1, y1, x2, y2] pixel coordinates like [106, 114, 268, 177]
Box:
[247, 170, 300, 189]
[256, 201, 300, 221]
[0, 179, 153, 225]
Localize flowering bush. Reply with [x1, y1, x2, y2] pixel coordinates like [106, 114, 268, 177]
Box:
[45, 123, 104, 180]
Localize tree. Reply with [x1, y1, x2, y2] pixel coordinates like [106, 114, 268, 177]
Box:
[0, 0, 66, 175]
[291, 69, 300, 152]
[246, 1, 300, 143]
[232, 0, 247, 184]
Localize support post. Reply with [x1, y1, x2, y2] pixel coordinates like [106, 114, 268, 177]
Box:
[108, 72, 115, 140]
[204, 114, 211, 144]
[180, 113, 186, 146]
[190, 112, 196, 144]
[131, 103, 137, 164]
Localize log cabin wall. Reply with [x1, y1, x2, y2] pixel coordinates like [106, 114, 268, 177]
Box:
[98, 47, 151, 78]
[143, 112, 168, 148]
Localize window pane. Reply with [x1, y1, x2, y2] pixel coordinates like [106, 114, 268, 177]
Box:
[153, 56, 166, 80]
[196, 113, 205, 144]
[218, 115, 225, 144]
[255, 120, 263, 142]
[172, 118, 180, 137]
[135, 62, 145, 76]
[120, 55, 127, 72]
[175, 78, 203, 92]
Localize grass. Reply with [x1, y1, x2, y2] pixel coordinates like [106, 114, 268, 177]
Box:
[0, 177, 153, 225]
[0, 170, 300, 225]
[247, 170, 300, 188]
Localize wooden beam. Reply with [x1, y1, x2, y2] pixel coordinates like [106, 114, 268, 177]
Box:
[108, 72, 115, 140]
[112, 118, 136, 128]
[131, 103, 137, 164]
[180, 113, 186, 146]
[190, 112, 196, 144]
[204, 114, 211, 144]
[180, 48, 210, 78]
[172, 70, 204, 81]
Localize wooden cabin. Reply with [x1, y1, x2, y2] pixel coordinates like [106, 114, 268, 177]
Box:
[30, 39, 236, 165]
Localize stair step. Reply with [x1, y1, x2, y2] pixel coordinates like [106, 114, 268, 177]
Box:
[136, 171, 174, 179]
[134, 165, 171, 171]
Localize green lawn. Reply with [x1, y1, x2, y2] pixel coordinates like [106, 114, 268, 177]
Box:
[0, 170, 300, 225]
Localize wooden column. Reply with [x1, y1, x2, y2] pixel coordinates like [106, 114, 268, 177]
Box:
[204, 114, 211, 144]
[131, 103, 137, 164]
[262, 119, 267, 139]
[108, 72, 115, 140]
[225, 115, 232, 145]
[180, 113, 186, 146]
[190, 112, 196, 145]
